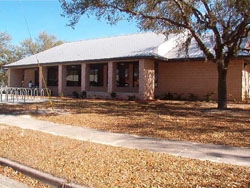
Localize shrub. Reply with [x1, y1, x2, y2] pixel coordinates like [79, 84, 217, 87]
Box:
[80, 91, 87, 99]
[128, 95, 136, 101]
[160, 92, 183, 100]
[110, 92, 116, 99]
[161, 92, 175, 100]
[174, 93, 183, 101]
[204, 91, 215, 102]
[188, 93, 199, 101]
[72, 91, 79, 98]
[59, 93, 64, 98]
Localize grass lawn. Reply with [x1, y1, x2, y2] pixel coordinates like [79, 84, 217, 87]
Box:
[0, 98, 250, 187]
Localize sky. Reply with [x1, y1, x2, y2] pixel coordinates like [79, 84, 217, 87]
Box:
[0, 0, 139, 45]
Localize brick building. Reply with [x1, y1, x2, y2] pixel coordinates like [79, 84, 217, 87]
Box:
[5, 33, 250, 101]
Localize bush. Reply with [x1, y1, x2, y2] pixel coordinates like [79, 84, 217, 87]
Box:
[128, 95, 136, 101]
[188, 93, 199, 101]
[80, 91, 87, 99]
[110, 92, 116, 99]
[59, 92, 64, 97]
[174, 93, 184, 100]
[166, 92, 175, 100]
[160, 92, 183, 100]
[204, 91, 215, 102]
[160, 92, 175, 100]
[72, 91, 79, 98]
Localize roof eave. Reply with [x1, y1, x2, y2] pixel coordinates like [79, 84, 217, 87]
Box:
[4, 55, 168, 69]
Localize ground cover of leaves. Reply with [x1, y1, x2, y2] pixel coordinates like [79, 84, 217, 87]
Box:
[2, 98, 248, 148]
[1, 125, 250, 188]
[0, 166, 50, 188]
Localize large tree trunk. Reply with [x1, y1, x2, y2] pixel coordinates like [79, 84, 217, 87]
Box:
[217, 59, 228, 110]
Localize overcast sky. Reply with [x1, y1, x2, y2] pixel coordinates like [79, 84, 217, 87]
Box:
[0, 0, 139, 44]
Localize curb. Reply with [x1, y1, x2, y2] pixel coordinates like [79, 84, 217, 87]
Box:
[0, 157, 89, 188]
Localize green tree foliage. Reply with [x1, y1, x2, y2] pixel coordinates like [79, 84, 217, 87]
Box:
[20, 31, 63, 57]
[0, 31, 63, 85]
[0, 32, 11, 66]
[0, 32, 16, 85]
[60, 0, 250, 109]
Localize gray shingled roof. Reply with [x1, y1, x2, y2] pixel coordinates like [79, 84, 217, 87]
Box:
[6, 32, 250, 68]
[6, 33, 167, 67]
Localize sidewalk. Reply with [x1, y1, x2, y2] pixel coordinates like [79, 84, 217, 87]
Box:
[0, 174, 30, 188]
[0, 114, 250, 167]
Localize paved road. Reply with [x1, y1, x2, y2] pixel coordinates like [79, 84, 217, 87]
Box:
[0, 175, 30, 188]
[1, 114, 250, 167]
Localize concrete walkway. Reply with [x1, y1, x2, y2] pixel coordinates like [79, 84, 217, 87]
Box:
[0, 174, 30, 188]
[0, 114, 250, 167]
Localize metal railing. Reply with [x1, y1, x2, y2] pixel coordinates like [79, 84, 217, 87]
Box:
[0, 87, 51, 103]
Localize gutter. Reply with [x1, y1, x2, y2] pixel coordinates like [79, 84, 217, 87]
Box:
[4, 55, 168, 69]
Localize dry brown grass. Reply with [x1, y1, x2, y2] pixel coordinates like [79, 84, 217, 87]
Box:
[2, 98, 248, 147]
[1, 125, 250, 188]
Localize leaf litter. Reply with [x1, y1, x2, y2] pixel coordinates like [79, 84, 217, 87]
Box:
[0, 99, 250, 187]
[0, 125, 250, 187]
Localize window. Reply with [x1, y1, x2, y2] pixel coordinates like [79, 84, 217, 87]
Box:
[47, 66, 58, 86]
[133, 62, 139, 87]
[67, 65, 81, 86]
[155, 62, 158, 88]
[116, 63, 129, 87]
[116, 62, 139, 87]
[34, 68, 39, 87]
[89, 64, 104, 86]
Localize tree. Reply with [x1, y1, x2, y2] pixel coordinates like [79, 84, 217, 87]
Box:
[60, 0, 250, 109]
[0, 32, 63, 85]
[0, 32, 16, 85]
[20, 31, 63, 57]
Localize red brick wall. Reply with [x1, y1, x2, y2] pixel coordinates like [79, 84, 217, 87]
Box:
[24, 69, 35, 88]
[227, 60, 243, 101]
[8, 58, 246, 101]
[156, 60, 244, 101]
[8, 69, 23, 87]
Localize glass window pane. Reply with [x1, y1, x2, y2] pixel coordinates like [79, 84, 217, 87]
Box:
[116, 62, 139, 88]
[89, 64, 104, 87]
[133, 62, 139, 87]
[116, 63, 129, 87]
[47, 66, 58, 86]
[66, 65, 81, 86]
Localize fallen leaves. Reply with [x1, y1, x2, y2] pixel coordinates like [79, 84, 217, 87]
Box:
[1, 99, 250, 187]
[0, 166, 50, 188]
[0, 125, 250, 187]
[29, 99, 250, 148]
